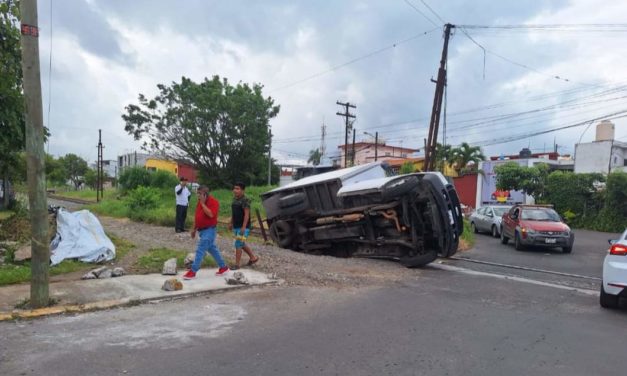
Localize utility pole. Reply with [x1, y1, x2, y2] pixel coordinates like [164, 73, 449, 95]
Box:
[351, 127, 356, 166]
[20, 0, 49, 308]
[97, 129, 103, 202]
[320, 121, 327, 161]
[336, 101, 356, 168]
[424, 23, 454, 172]
[267, 128, 272, 185]
[375, 132, 379, 161]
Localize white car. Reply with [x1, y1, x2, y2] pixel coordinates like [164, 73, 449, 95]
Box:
[600, 228, 627, 309]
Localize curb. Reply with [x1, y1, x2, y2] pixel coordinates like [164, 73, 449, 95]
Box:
[0, 280, 280, 322]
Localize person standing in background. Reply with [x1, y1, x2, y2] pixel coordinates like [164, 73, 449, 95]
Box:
[174, 177, 191, 233]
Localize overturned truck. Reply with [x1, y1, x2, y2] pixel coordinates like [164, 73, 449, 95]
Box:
[261, 162, 463, 267]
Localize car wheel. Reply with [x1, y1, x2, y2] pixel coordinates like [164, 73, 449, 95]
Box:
[514, 232, 523, 251]
[471, 222, 478, 234]
[600, 283, 619, 309]
[500, 227, 509, 245]
[491, 225, 498, 238]
[562, 246, 573, 254]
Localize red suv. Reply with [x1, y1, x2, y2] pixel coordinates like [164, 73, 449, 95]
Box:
[500, 205, 574, 253]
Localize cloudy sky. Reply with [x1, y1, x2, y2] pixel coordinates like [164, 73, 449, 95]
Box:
[35, 0, 627, 164]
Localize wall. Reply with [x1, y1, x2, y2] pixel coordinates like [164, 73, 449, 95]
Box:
[574, 141, 612, 174]
[177, 163, 198, 182]
[453, 173, 478, 209]
[145, 158, 178, 175]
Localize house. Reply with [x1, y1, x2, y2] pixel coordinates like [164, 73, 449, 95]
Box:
[384, 157, 458, 177]
[118, 152, 149, 173]
[335, 141, 419, 168]
[145, 157, 199, 182]
[575, 120, 627, 174]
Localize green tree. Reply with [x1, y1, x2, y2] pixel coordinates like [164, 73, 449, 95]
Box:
[118, 166, 152, 191]
[45, 154, 67, 186]
[450, 142, 485, 174]
[0, 1, 24, 207]
[494, 162, 549, 201]
[122, 76, 280, 187]
[83, 168, 99, 190]
[58, 154, 88, 189]
[150, 170, 179, 189]
[399, 161, 416, 174]
[434, 143, 454, 172]
[308, 148, 321, 166]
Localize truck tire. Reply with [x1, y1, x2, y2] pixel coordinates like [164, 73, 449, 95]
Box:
[269, 220, 294, 248]
[400, 250, 438, 268]
[381, 176, 419, 201]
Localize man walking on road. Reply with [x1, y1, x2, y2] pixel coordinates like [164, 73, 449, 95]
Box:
[174, 177, 191, 233]
[229, 182, 259, 270]
[183, 186, 229, 279]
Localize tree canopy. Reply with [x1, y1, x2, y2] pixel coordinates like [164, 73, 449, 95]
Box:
[58, 154, 88, 189]
[122, 76, 280, 187]
[308, 149, 321, 166]
[494, 162, 549, 200]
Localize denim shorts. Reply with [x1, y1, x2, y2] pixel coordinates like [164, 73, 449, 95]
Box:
[233, 228, 250, 249]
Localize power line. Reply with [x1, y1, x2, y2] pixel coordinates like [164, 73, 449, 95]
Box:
[269, 27, 439, 92]
[459, 24, 627, 30]
[418, 0, 446, 24]
[402, 0, 438, 27]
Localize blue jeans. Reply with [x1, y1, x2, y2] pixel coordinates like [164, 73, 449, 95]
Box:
[192, 227, 226, 272]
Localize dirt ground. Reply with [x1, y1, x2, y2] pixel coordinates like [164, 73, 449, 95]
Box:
[97, 215, 421, 287]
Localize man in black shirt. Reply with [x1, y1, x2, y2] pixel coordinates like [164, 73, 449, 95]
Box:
[228, 182, 259, 269]
[174, 177, 191, 233]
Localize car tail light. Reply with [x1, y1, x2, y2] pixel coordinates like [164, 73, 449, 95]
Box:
[610, 244, 627, 256]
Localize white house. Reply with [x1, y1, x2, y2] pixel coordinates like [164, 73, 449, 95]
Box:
[575, 121, 627, 174]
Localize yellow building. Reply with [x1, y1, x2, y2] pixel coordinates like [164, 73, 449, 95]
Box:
[145, 158, 178, 175]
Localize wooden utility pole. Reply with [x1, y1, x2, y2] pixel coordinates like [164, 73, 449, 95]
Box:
[20, 0, 49, 308]
[424, 23, 454, 172]
[374, 132, 379, 161]
[351, 127, 356, 166]
[267, 129, 272, 185]
[336, 101, 356, 168]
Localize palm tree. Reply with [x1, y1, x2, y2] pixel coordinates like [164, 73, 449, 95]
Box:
[450, 142, 485, 174]
[308, 148, 322, 166]
[434, 143, 455, 172]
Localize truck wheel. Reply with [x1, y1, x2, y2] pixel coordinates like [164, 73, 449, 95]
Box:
[600, 283, 619, 309]
[514, 233, 523, 251]
[381, 176, 419, 200]
[500, 228, 509, 245]
[400, 250, 438, 268]
[269, 220, 294, 248]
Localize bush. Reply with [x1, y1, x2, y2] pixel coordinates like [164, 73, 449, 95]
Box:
[118, 167, 152, 191]
[399, 161, 416, 174]
[150, 170, 180, 190]
[126, 186, 160, 212]
[545, 171, 604, 226]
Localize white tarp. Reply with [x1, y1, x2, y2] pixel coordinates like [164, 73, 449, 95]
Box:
[50, 209, 116, 266]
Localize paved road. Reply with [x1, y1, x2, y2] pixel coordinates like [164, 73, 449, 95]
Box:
[2, 266, 626, 376]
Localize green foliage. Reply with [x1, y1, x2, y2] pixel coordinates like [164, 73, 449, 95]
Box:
[83, 168, 98, 190]
[126, 186, 160, 212]
[308, 149, 322, 166]
[118, 167, 152, 191]
[460, 219, 475, 248]
[122, 75, 280, 187]
[494, 162, 549, 201]
[150, 170, 179, 189]
[399, 161, 416, 174]
[58, 154, 89, 189]
[136, 247, 215, 273]
[545, 171, 604, 225]
[450, 143, 485, 174]
[45, 153, 67, 185]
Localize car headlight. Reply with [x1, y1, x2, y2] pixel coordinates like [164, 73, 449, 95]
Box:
[563, 230, 570, 236]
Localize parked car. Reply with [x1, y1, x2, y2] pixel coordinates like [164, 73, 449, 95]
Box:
[469, 205, 512, 237]
[600, 228, 627, 309]
[261, 162, 464, 268]
[500, 205, 574, 253]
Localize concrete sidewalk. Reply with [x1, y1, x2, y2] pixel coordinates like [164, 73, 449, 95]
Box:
[0, 269, 277, 320]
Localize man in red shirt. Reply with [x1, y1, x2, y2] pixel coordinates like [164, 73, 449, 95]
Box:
[183, 186, 229, 279]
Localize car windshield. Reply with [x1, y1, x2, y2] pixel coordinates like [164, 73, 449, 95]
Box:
[493, 207, 509, 216]
[521, 208, 560, 221]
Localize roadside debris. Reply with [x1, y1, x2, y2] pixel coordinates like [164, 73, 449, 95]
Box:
[81, 266, 125, 280]
[112, 267, 125, 277]
[162, 258, 177, 275]
[13, 244, 31, 262]
[225, 271, 249, 285]
[162, 278, 183, 291]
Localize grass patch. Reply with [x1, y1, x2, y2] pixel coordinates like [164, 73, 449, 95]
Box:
[0, 210, 14, 221]
[458, 219, 475, 251]
[0, 235, 136, 286]
[50, 188, 117, 202]
[135, 247, 216, 273]
[86, 185, 275, 228]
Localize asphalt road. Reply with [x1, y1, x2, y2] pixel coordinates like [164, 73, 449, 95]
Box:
[2, 264, 627, 376]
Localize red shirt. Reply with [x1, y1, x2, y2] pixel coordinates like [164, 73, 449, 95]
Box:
[195, 195, 219, 229]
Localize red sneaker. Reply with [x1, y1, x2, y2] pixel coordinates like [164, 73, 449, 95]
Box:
[216, 266, 229, 276]
[183, 270, 196, 280]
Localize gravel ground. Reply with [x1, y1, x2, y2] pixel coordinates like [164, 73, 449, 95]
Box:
[97, 215, 419, 287]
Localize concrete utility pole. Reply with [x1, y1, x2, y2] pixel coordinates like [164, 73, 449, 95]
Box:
[20, 0, 49, 308]
[97, 129, 103, 202]
[267, 128, 272, 185]
[336, 101, 356, 168]
[424, 23, 454, 172]
[351, 127, 356, 166]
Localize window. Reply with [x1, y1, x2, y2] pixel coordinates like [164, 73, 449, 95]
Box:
[401, 153, 407, 158]
[624, 158, 627, 167]
[385, 152, 391, 156]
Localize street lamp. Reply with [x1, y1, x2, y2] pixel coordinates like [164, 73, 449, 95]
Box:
[363, 131, 379, 161]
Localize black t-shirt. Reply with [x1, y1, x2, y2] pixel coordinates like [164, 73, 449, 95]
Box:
[232, 196, 252, 229]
